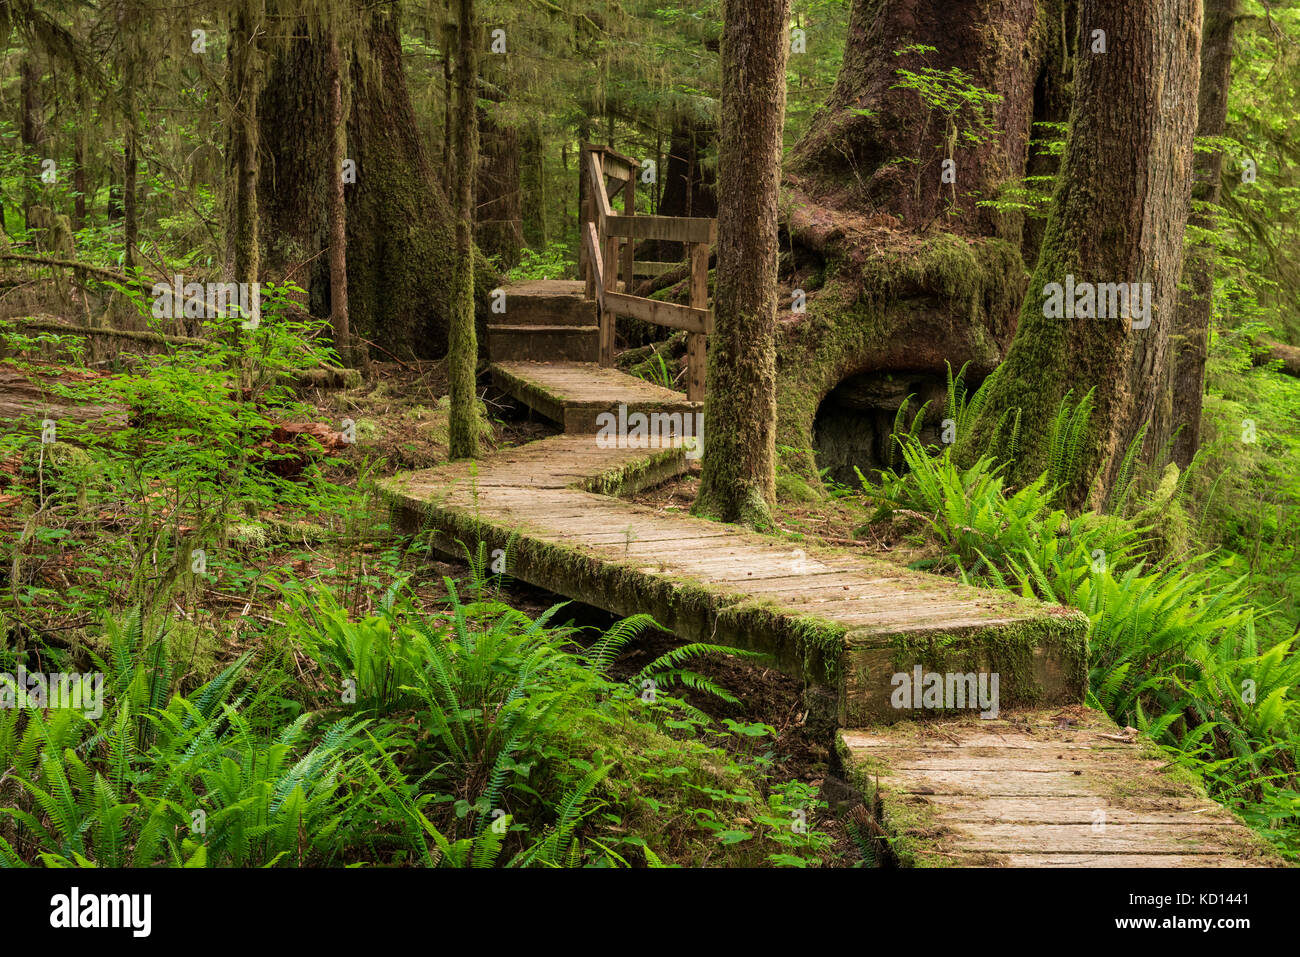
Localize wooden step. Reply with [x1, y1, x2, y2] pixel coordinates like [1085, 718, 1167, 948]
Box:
[488, 325, 599, 364]
[495, 280, 597, 326]
[490, 360, 699, 432]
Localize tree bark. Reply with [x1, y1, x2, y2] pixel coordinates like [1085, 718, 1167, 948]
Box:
[232, 0, 262, 290]
[789, 0, 1041, 241]
[327, 30, 352, 367]
[640, 116, 717, 261]
[959, 0, 1202, 509]
[20, 56, 45, 232]
[72, 98, 87, 232]
[258, 2, 479, 357]
[448, 0, 481, 459]
[772, 0, 1054, 485]
[1167, 0, 1239, 468]
[119, 0, 139, 272]
[476, 95, 524, 267]
[694, 0, 792, 527]
[520, 119, 547, 247]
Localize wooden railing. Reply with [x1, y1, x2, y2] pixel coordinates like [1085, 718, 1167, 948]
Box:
[579, 144, 715, 402]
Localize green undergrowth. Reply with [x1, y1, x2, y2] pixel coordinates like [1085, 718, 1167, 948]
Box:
[855, 428, 1300, 862]
[0, 552, 838, 868]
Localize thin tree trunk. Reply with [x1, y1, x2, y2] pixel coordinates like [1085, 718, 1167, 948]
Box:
[960, 0, 1202, 509]
[123, 130, 137, 271]
[449, 0, 480, 459]
[442, 22, 454, 179]
[120, 1, 138, 271]
[328, 30, 352, 366]
[1167, 0, 1239, 467]
[20, 57, 44, 232]
[521, 119, 546, 247]
[476, 96, 524, 267]
[233, 0, 262, 290]
[694, 0, 792, 527]
[73, 105, 87, 232]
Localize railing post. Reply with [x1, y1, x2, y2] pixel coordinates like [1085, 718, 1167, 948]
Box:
[602, 228, 618, 368]
[583, 186, 596, 302]
[621, 176, 635, 294]
[578, 147, 591, 285]
[687, 241, 709, 402]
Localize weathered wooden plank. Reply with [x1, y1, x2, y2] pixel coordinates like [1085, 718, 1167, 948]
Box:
[921, 795, 1235, 825]
[632, 261, 682, 277]
[840, 709, 1279, 867]
[602, 290, 710, 334]
[620, 179, 635, 294]
[581, 143, 638, 181]
[584, 223, 605, 307]
[999, 853, 1256, 867]
[604, 213, 716, 244]
[877, 768, 1104, 797]
[587, 155, 614, 223]
[953, 823, 1256, 854]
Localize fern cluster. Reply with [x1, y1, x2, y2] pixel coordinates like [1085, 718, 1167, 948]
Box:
[0, 554, 833, 868]
[861, 439, 1300, 860]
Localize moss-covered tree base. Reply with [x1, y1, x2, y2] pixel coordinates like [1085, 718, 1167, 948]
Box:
[773, 221, 1026, 483]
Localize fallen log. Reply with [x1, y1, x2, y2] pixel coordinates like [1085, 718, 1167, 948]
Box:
[6, 317, 358, 388]
[8, 315, 202, 346]
[1252, 340, 1300, 377]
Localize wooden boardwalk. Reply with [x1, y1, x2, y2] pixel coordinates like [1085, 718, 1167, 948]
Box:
[383, 426, 1088, 726]
[379, 280, 1280, 867]
[841, 708, 1281, 867]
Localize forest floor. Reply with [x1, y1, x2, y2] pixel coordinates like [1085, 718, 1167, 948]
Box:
[301, 361, 873, 863]
[8, 347, 1294, 866]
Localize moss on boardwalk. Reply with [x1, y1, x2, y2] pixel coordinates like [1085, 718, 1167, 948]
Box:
[839, 708, 1286, 867]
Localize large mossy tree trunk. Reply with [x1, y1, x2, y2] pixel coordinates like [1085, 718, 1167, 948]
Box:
[789, 0, 1041, 241]
[958, 0, 1202, 509]
[659, 118, 717, 221]
[693, 0, 791, 528]
[1167, 0, 1239, 468]
[774, 0, 1054, 483]
[448, 0, 481, 460]
[258, 1, 485, 358]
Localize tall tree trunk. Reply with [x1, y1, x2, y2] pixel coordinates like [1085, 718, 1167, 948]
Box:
[641, 116, 716, 261]
[520, 119, 547, 247]
[442, 23, 453, 179]
[789, 0, 1041, 241]
[259, 3, 477, 356]
[328, 30, 351, 366]
[123, 129, 138, 271]
[960, 0, 1202, 509]
[449, 0, 481, 459]
[72, 96, 87, 232]
[119, 0, 139, 272]
[233, 0, 262, 289]
[476, 97, 524, 267]
[20, 56, 44, 232]
[1168, 0, 1239, 468]
[694, 0, 792, 527]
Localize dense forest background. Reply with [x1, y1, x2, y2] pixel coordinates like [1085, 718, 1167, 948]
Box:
[0, 0, 1298, 868]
